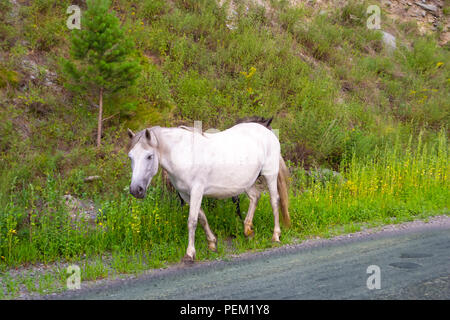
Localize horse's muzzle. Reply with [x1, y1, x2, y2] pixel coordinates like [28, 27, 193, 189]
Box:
[130, 184, 146, 199]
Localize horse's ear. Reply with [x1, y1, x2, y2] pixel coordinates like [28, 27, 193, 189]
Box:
[145, 128, 158, 148]
[127, 128, 135, 139]
[265, 117, 273, 128]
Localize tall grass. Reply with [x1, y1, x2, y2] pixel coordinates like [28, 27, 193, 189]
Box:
[289, 129, 449, 234]
[1, 131, 448, 271]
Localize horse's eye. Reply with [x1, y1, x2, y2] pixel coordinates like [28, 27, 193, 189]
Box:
[147, 155, 153, 160]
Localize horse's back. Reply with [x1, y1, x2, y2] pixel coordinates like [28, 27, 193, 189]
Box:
[205, 122, 280, 175]
[208, 122, 278, 147]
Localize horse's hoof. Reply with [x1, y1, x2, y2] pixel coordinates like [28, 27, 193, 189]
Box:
[271, 236, 281, 243]
[244, 229, 254, 238]
[244, 225, 255, 238]
[208, 240, 218, 252]
[182, 254, 195, 264]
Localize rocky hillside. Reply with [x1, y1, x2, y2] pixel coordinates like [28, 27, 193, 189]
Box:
[0, 0, 449, 199]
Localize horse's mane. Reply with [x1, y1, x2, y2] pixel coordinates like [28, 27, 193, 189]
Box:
[178, 125, 205, 136]
[235, 116, 273, 129]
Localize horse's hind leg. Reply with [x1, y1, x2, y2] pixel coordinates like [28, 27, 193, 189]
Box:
[264, 174, 281, 242]
[244, 184, 261, 238]
[232, 196, 242, 219]
[177, 192, 185, 206]
[198, 208, 217, 252]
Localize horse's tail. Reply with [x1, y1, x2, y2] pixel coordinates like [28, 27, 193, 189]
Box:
[277, 155, 291, 228]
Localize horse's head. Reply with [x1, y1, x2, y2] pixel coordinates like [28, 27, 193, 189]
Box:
[127, 128, 159, 199]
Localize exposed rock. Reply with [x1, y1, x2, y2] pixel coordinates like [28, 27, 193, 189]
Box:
[9, 0, 19, 18]
[62, 195, 99, 226]
[84, 175, 101, 182]
[381, 31, 397, 52]
[21, 58, 58, 88]
[21, 59, 39, 78]
[415, 2, 438, 15]
[218, 0, 238, 30]
[378, 0, 448, 45]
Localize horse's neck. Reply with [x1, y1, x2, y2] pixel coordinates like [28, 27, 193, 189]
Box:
[154, 127, 190, 176]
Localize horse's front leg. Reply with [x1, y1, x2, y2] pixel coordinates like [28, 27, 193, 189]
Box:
[182, 186, 203, 263]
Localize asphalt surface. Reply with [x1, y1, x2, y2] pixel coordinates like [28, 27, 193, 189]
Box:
[56, 222, 450, 300]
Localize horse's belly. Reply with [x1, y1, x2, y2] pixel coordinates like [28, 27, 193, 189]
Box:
[168, 169, 256, 198]
[203, 185, 247, 199]
[202, 164, 261, 198]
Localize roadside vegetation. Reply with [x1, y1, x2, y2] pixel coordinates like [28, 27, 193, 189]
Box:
[0, 0, 448, 298]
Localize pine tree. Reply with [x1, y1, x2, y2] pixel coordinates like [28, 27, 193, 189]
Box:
[63, 0, 140, 148]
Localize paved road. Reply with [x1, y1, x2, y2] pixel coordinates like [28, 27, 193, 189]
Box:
[57, 222, 450, 300]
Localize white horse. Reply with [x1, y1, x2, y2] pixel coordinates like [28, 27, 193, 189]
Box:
[127, 121, 290, 263]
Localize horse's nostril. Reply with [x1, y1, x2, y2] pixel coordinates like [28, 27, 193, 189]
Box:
[138, 186, 144, 193]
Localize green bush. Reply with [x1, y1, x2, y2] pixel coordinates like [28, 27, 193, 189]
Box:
[334, 1, 367, 27]
[0, 67, 21, 89]
[138, 0, 167, 21]
[403, 38, 445, 74]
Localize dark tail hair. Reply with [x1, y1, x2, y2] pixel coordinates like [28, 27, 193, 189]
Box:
[277, 156, 290, 228]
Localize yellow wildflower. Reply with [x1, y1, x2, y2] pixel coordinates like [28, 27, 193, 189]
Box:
[246, 67, 256, 79]
[240, 67, 257, 79]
